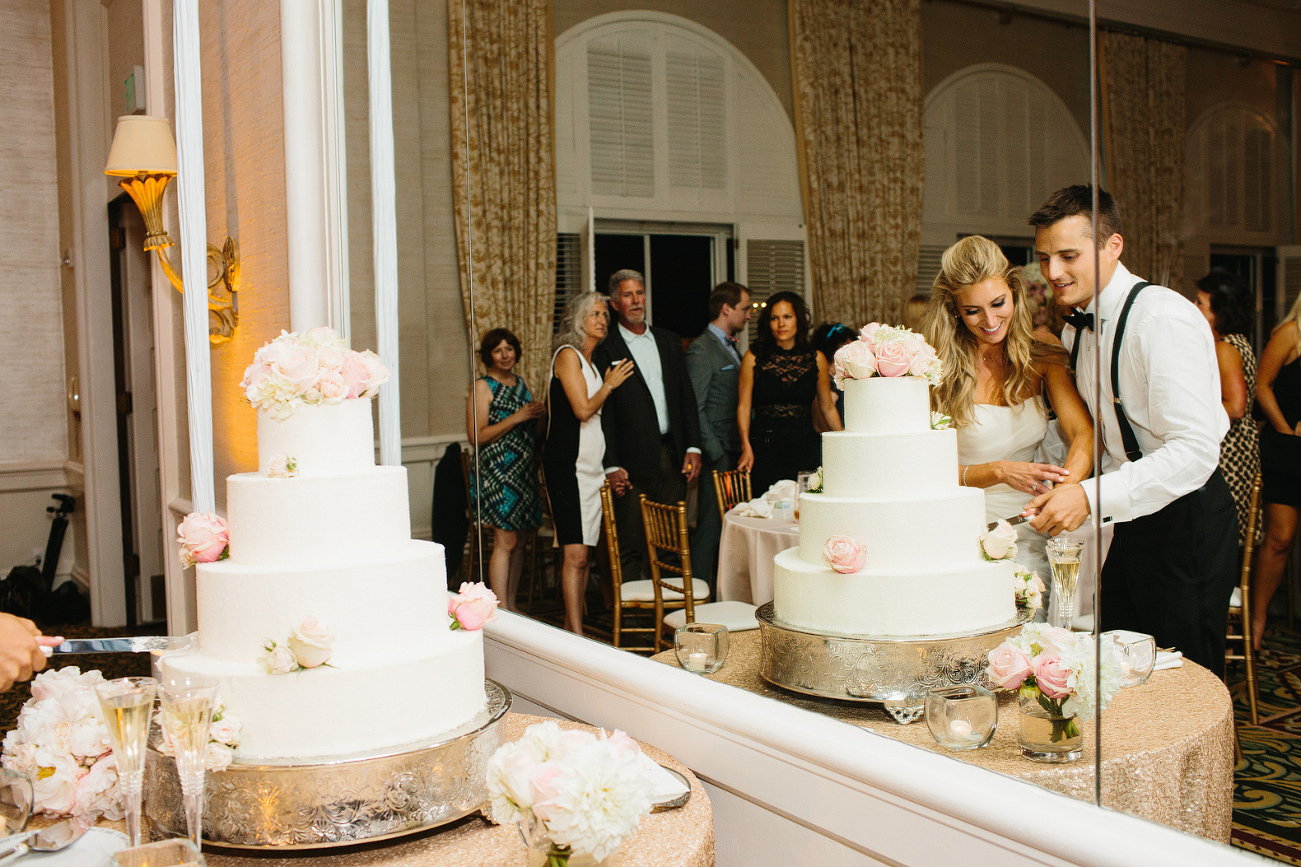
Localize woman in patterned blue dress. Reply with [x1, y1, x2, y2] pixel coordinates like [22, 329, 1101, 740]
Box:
[465, 328, 545, 610]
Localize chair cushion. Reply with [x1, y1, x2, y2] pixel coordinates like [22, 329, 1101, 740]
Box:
[664, 600, 760, 632]
[1229, 587, 1243, 609]
[620, 579, 710, 604]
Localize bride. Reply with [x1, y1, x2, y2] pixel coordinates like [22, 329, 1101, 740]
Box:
[923, 235, 1094, 582]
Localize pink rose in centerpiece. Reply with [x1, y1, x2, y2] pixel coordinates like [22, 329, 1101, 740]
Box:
[874, 339, 916, 377]
[287, 617, 335, 668]
[986, 645, 1034, 689]
[177, 512, 230, 568]
[833, 340, 877, 388]
[449, 582, 500, 630]
[1032, 652, 1073, 699]
[823, 535, 866, 574]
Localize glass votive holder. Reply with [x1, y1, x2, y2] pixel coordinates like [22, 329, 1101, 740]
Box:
[925, 685, 998, 751]
[771, 500, 794, 522]
[674, 623, 729, 674]
[109, 838, 205, 867]
[1105, 630, 1156, 687]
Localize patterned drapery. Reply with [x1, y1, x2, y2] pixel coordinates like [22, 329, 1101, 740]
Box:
[788, 0, 924, 329]
[449, 0, 557, 395]
[1101, 31, 1187, 290]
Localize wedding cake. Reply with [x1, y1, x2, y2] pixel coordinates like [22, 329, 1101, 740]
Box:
[772, 325, 1017, 638]
[167, 329, 487, 761]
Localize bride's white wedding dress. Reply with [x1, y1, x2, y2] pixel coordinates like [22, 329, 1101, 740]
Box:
[957, 397, 1051, 584]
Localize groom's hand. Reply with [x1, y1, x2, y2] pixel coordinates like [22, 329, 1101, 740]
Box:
[1025, 483, 1089, 536]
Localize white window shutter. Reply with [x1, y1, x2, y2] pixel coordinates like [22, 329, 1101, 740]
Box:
[587, 36, 654, 198]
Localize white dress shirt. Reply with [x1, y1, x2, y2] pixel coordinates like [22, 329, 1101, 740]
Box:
[1062, 262, 1229, 523]
[619, 322, 670, 434]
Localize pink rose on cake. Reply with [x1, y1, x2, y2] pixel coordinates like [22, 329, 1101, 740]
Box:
[449, 582, 500, 630]
[177, 512, 229, 568]
[980, 520, 1019, 561]
[287, 617, 336, 668]
[823, 535, 865, 574]
[832, 340, 877, 389]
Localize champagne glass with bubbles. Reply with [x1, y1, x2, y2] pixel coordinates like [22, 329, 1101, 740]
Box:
[158, 665, 217, 852]
[1047, 538, 1085, 630]
[94, 677, 157, 847]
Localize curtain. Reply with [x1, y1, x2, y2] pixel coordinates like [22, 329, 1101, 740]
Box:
[449, 0, 557, 395]
[788, 0, 924, 329]
[1101, 31, 1186, 290]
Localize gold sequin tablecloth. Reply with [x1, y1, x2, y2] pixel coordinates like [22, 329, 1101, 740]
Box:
[654, 630, 1233, 842]
[160, 714, 711, 867]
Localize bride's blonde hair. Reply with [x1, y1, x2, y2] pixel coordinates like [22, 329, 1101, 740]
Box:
[922, 236, 1064, 427]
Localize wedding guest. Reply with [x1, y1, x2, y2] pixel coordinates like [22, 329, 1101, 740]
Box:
[0, 613, 49, 692]
[811, 323, 856, 430]
[738, 291, 841, 495]
[543, 293, 635, 635]
[903, 293, 929, 332]
[1194, 271, 1259, 544]
[1025, 185, 1236, 676]
[923, 235, 1094, 581]
[465, 328, 545, 611]
[1250, 291, 1301, 649]
[686, 281, 752, 589]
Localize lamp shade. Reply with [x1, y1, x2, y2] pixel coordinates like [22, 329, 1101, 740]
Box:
[105, 115, 178, 176]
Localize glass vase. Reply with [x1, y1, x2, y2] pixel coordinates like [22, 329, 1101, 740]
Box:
[518, 815, 606, 867]
[1017, 692, 1082, 763]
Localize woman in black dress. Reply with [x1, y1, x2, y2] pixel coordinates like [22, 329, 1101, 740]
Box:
[1251, 292, 1301, 648]
[737, 292, 842, 496]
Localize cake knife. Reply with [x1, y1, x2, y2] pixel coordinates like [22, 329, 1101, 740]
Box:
[986, 515, 1029, 531]
[41, 636, 190, 656]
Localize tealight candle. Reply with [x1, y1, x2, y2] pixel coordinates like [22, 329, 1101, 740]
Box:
[686, 652, 708, 672]
[948, 719, 973, 739]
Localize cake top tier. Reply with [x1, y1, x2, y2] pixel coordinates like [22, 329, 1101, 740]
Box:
[831, 324, 942, 435]
[241, 328, 388, 422]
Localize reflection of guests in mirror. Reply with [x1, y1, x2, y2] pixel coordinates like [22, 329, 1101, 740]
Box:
[465, 328, 545, 611]
[924, 235, 1094, 583]
[542, 294, 635, 635]
[810, 323, 855, 431]
[1194, 271, 1259, 547]
[737, 291, 841, 496]
[1019, 260, 1069, 342]
[1250, 291, 1301, 649]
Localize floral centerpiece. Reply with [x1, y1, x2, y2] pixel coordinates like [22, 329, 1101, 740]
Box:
[485, 721, 653, 865]
[240, 327, 388, 420]
[832, 323, 942, 388]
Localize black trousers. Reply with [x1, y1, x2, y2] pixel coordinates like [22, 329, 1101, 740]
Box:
[1098, 470, 1238, 678]
[613, 441, 686, 581]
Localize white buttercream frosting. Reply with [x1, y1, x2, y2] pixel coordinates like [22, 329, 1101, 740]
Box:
[256, 400, 375, 476]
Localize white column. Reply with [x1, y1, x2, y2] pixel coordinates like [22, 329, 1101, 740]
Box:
[368, 0, 401, 467]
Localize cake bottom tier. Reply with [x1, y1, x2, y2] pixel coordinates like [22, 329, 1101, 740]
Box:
[164, 629, 486, 760]
[773, 547, 1016, 637]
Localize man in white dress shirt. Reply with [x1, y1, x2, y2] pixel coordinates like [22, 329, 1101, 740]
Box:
[1025, 185, 1237, 677]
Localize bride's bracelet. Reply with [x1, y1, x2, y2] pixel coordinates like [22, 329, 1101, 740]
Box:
[961, 465, 968, 486]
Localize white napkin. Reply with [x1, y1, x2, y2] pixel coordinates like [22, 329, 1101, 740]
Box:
[28, 827, 128, 867]
[1154, 650, 1183, 671]
[732, 480, 799, 519]
[636, 753, 689, 804]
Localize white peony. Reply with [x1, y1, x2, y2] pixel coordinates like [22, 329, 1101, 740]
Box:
[31, 746, 79, 816]
[71, 754, 122, 825]
[538, 738, 653, 861]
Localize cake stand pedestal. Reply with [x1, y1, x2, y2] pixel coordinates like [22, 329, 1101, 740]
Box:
[757, 604, 1031, 723]
[143, 680, 511, 848]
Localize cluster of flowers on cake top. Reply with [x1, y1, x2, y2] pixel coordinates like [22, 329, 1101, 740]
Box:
[266, 454, 298, 478]
[485, 721, 653, 862]
[449, 582, 499, 630]
[1013, 566, 1045, 611]
[823, 535, 865, 574]
[155, 698, 242, 773]
[987, 623, 1123, 722]
[261, 617, 336, 675]
[1, 668, 123, 824]
[240, 327, 388, 420]
[177, 512, 229, 568]
[832, 323, 942, 388]
[980, 520, 1019, 561]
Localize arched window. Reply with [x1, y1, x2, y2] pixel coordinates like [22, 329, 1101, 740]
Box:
[1185, 104, 1280, 242]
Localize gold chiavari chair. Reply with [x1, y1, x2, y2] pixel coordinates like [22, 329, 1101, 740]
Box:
[712, 469, 752, 522]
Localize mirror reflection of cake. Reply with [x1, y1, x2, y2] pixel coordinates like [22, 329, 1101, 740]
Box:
[166, 329, 487, 761]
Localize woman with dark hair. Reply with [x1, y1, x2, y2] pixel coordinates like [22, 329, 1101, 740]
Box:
[465, 328, 546, 610]
[811, 322, 856, 430]
[737, 291, 841, 495]
[1194, 270, 1258, 545]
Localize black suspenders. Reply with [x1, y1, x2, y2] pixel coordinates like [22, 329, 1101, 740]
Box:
[1068, 281, 1152, 463]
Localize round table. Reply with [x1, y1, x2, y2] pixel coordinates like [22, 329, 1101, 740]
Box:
[716, 510, 799, 605]
[654, 630, 1233, 842]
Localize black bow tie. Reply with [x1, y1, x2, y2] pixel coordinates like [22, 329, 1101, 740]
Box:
[1064, 309, 1094, 331]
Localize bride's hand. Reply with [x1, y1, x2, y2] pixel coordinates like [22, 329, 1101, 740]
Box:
[999, 461, 1069, 495]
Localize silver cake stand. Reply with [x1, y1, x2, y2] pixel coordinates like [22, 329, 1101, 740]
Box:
[757, 603, 1031, 723]
[143, 680, 511, 849]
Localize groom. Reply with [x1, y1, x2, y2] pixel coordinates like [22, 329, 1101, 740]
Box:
[1024, 185, 1237, 677]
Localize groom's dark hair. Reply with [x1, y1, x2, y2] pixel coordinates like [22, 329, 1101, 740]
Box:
[1028, 184, 1122, 248]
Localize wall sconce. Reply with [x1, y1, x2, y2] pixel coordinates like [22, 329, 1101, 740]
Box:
[104, 115, 239, 344]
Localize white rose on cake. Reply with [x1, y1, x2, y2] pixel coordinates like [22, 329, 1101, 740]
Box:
[980, 520, 1019, 561]
[287, 617, 335, 669]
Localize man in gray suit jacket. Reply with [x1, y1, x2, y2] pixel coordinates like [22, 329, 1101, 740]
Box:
[686, 282, 752, 590]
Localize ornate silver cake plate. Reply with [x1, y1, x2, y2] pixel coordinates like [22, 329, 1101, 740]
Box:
[143, 680, 511, 849]
[757, 603, 1032, 724]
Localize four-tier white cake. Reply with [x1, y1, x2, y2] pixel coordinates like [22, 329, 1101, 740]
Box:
[773, 376, 1016, 637]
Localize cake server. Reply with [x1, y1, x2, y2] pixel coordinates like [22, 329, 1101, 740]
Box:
[41, 636, 189, 655]
[986, 515, 1029, 531]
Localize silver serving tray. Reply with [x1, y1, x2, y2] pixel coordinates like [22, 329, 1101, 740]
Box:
[757, 603, 1031, 723]
[143, 680, 511, 849]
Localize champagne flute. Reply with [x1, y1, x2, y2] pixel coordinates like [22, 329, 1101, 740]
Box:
[94, 677, 157, 847]
[1046, 538, 1085, 630]
[158, 667, 217, 852]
